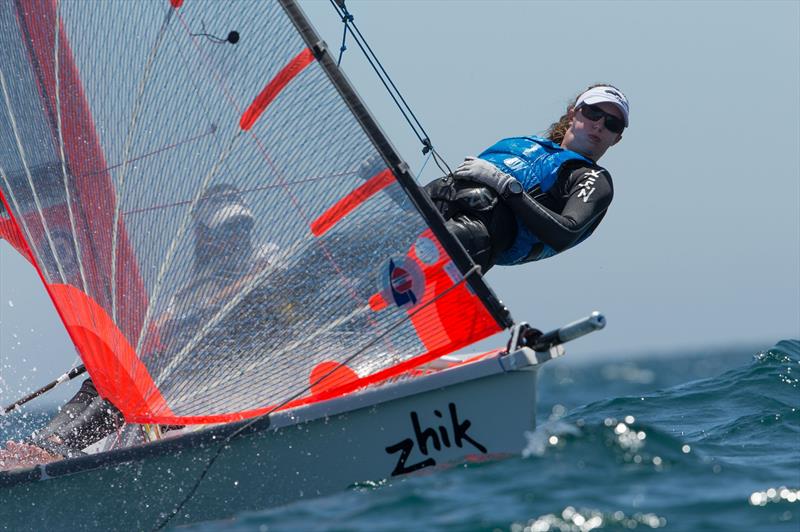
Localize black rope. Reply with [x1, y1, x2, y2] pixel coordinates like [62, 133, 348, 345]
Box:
[153, 265, 481, 530]
[327, 0, 453, 177]
[153, 5, 474, 528]
[336, 10, 353, 66]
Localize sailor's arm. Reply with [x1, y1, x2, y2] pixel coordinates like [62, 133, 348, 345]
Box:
[504, 168, 613, 251]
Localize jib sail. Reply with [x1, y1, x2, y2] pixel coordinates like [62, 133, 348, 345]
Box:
[0, 0, 512, 424]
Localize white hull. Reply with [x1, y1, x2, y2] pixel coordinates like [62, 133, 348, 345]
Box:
[0, 347, 547, 530]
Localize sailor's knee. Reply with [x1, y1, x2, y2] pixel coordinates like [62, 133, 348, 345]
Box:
[446, 215, 492, 271]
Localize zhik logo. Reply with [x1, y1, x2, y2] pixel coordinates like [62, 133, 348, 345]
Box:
[385, 403, 487, 476]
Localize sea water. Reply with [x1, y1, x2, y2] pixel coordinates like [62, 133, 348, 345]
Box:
[186, 339, 799, 531]
[2, 340, 798, 531]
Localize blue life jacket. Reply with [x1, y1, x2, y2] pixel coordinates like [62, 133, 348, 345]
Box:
[478, 136, 597, 265]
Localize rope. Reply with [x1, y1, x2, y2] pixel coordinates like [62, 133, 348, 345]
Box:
[336, 11, 353, 66]
[153, 3, 479, 527]
[153, 265, 481, 530]
[327, 0, 453, 177]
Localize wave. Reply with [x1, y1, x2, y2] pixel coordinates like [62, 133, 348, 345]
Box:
[526, 340, 800, 477]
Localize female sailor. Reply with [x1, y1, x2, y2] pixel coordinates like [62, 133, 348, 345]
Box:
[425, 84, 629, 271]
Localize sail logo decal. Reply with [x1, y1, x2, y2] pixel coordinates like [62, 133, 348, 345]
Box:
[385, 403, 487, 476]
[382, 257, 424, 308]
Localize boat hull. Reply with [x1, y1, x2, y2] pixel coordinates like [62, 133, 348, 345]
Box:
[0, 349, 541, 530]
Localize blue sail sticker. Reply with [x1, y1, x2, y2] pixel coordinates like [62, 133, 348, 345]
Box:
[382, 256, 425, 308]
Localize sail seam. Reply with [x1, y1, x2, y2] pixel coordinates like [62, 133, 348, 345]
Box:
[110, 8, 173, 326]
[132, 132, 243, 367]
[53, 0, 95, 373]
[153, 263, 482, 530]
[0, 68, 69, 285]
[53, 0, 89, 298]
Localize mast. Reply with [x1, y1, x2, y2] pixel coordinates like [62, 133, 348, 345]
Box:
[278, 0, 512, 329]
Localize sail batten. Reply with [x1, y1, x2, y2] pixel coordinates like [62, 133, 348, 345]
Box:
[1, 0, 511, 425]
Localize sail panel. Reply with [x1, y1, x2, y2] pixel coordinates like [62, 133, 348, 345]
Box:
[0, 0, 511, 424]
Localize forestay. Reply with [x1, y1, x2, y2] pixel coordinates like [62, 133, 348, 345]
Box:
[0, 0, 512, 424]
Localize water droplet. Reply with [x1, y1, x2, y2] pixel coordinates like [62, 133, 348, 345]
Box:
[7, 300, 13, 307]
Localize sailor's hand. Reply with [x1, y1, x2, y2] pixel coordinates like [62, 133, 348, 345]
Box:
[453, 156, 517, 193]
[0, 440, 63, 471]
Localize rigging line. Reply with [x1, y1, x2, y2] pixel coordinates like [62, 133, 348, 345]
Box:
[189, 20, 240, 45]
[0, 177, 91, 387]
[153, 263, 482, 531]
[414, 150, 433, 182]
[0, 68, 69, 286]
[122, 168, 361, 217]
[11, 1, 117, 326]
[329, 0, 437, 156]
[328, 1, 453, 178]
[335, 8, 353, 66]
[54, 0, 93, 371]
[250, 134, 402, 359]
[131, 132, 242, 373]
[171, 10, 399, 377]
[347, 19, 432, 147]
[77, 124, 217, 180]
[429, 146, 453, 177]
[110, 7, 174, 326]
[327, 0, 427, 148]
[153, 240, 301, 386]
[175, 10, 383, 336]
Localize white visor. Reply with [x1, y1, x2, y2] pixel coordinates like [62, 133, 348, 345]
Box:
[207, 204, 254, 230]
[575, 86, 629, 127]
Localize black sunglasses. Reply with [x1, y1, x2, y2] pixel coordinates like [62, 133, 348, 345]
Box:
[579, 104, 625, 134]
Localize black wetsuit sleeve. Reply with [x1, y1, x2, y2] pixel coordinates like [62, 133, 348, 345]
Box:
[504, 166, 614, 251]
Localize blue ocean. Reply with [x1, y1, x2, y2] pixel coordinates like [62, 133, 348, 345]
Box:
[187, 339, 800, 531]
[2, 340, 798, 531]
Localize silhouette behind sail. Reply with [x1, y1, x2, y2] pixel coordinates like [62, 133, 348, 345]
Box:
[0, 0, 512, 424]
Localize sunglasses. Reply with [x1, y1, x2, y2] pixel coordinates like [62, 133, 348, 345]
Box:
[579, 104, 625, 134]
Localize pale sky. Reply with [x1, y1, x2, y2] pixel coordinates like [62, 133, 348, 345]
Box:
[1, 1, 798, 404]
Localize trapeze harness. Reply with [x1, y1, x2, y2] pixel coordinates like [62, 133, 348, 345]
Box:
[425, 136, 612, 270]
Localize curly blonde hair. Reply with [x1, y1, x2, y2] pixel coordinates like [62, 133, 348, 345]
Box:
[545, 83, 623, 144]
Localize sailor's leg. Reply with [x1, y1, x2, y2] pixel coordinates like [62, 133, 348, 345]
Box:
[29, 378, 123, 455]
[423, 175, 458, 220]
[445, 214, 493, 272]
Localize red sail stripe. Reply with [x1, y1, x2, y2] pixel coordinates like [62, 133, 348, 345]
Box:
[239, 48, 315, 131]
[406, 231, 499, 352]
[50, 284, 173, 419]
[368, 292, 388, 311]
[308, 361, 359, 395]
[0, 213, 34, 263]
[18, 1, 148, 343]
[310, 169, 394, 236]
